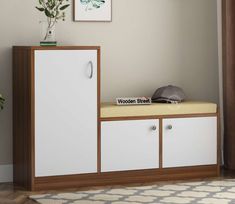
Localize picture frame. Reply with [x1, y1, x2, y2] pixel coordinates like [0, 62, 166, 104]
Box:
[74, 0, 112, 22]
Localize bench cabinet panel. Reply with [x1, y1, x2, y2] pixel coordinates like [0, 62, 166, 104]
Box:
[101, 119, 159, 172]
[162, 117, 217, 168]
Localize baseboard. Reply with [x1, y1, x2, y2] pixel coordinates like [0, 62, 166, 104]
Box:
[0, 164, 13, 183]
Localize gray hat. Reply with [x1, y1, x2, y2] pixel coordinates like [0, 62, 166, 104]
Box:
[152, 85, 186, 103]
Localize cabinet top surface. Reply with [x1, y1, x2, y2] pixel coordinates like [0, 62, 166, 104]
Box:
[101, 101, 217, 118]
[13, 46, 100, 50]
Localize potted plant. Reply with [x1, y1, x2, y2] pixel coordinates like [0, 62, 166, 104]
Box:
[0, 94, 5, 110]
[36, 0, 70, 46]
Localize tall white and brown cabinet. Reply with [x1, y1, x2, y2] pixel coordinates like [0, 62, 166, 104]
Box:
[13, 46, 101, 190]
[13, 46, 220, 191]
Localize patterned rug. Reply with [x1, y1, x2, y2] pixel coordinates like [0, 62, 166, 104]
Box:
[30, 179, 235, 204]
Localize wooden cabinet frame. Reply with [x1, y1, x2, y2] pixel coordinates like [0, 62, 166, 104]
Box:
[13, 46, 220, 191]
[33, 110, 220, 191]
[100, 111, 221, 177]
[13, 46, 101, 190]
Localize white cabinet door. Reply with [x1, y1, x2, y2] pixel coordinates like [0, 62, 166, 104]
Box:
[101, 119, 159, 172]
[163, 117, 217, 168]
[35, 50, 98, 177]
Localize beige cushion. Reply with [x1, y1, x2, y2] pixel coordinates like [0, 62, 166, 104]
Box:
[101, 101, 217, 118]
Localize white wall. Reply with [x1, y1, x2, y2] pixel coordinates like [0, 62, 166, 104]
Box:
[180, 0, 219, 101]
[0, 0, 219, 170]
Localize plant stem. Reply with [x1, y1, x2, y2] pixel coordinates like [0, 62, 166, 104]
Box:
[44, 17, 51, 41]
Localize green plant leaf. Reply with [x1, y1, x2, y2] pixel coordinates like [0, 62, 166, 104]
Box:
[36, 6, 45, 12]
[93, 4, 100, 8]
[94, 0, 105, 2]
[48, 0, 56, 9]
[45, 8, 52, 17]
[59, 4, 70, 10]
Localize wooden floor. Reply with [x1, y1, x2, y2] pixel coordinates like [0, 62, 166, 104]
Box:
[0, 168, 234, 204]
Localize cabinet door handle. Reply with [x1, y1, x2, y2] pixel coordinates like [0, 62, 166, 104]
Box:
[152, 125, 157, 131]
[88, 61, 93, 79]
[167, 125, 173, 130]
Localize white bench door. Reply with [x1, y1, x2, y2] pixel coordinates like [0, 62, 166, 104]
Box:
[101, 119, 159, 172]
[163, 117, 217, 168]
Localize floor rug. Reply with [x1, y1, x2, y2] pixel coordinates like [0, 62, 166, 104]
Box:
[30, 179, 235, 204]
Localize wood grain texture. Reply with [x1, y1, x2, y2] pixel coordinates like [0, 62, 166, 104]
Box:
[13, 46, 100, 50]
[13, 47, 34, 190]
[159, 119, 163, 169]
[217, 108, 221, 175]
[33, 165, 218, 191]
[97, 48, 101, 174]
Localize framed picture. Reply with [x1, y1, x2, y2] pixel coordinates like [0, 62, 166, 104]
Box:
[74, 0, 112, 22]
